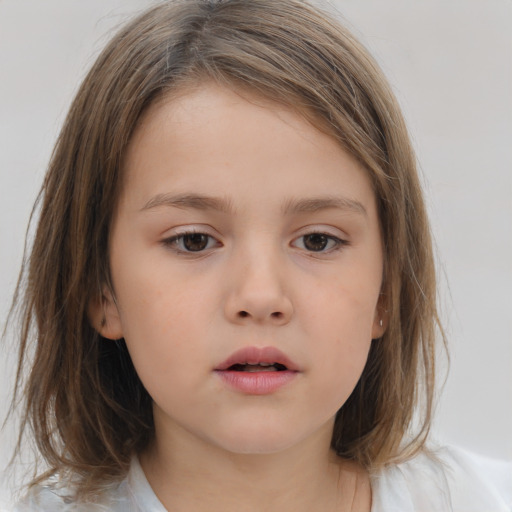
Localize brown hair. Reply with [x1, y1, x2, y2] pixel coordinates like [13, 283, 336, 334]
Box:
[11, 0, 443, 498]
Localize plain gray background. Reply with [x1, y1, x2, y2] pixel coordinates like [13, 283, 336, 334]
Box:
[1, 0, 511, 506]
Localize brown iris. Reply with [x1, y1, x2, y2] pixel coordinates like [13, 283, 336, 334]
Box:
[182, 233, 209, 251]
[303, 234, 329, 251]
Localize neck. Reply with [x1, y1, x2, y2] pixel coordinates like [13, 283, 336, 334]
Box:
[140, 422, 371, 512]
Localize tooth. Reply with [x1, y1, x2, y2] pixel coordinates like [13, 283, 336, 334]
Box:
[243, 366, 278, 372]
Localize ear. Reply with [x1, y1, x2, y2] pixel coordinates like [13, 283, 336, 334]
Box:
[371, 295, 388, 340]
[88, 287, 124, 340]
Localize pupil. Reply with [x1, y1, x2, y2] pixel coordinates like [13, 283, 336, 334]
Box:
[183, 233, 208, 251]
[304, 234, 327, 251]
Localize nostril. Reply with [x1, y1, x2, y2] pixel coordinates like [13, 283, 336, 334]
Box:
[235, 310, 287, 320]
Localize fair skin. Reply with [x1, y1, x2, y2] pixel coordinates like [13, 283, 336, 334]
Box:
[92, 83, 385, 511]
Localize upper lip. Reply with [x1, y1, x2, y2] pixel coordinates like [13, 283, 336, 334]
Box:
[215, 346, 300, 371]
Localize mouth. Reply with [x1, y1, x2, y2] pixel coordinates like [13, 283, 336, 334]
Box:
[214, 346, 299, 395]
[225, 362, 288, 372]
[215, 346, 300, 373]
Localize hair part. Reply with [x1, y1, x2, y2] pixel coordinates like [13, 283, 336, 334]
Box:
[10, 0, 444, 499]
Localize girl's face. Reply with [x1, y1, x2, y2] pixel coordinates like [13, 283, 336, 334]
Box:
[94, 84, 386, 456]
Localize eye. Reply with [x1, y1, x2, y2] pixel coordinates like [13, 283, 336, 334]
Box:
[292, 232, 346, 253]
[163, 232, 219, 253]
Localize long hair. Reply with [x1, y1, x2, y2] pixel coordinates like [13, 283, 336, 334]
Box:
[10, 0, 443, 498]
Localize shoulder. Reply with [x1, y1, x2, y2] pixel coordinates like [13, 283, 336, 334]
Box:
[442, 446, 512, 509]
[11, 457, 163, 512]
[12, 476, 133, 512]
[371, 445, 512, 512]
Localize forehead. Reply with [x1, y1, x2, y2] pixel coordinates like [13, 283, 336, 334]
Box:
[132, 81, 349, 163]
[120, 83, 377, 217]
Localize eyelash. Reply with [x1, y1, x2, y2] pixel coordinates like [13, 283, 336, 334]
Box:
[292, 232, 348, 253]
[162, 231, 349, 255]
[162, 230, 220, 254]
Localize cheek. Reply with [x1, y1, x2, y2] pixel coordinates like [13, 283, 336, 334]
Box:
[303, 277, 377, 379]
[304, 271, 379, 337]
[113, 269, 214, 377]
[114, 251, 212, 327]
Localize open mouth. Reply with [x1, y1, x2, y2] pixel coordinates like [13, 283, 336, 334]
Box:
[215, 346, 300, 373]
[227, 362, 288, 372]
[215, 347, 298, 393]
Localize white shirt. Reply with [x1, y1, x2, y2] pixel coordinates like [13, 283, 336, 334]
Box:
[12, 446, 512, 511]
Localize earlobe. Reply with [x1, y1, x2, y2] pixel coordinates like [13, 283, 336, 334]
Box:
[371, 313, 387, 340]
[371, 296, 388, 340]
[88, 287, 124, 340]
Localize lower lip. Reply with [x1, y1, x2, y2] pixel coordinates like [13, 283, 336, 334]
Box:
[215, 370, 298, 395]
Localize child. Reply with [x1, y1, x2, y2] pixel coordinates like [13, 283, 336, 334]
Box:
[8, 0, 511, 510]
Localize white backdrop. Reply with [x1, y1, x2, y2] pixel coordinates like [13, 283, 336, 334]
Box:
[1, 0, 511, 506]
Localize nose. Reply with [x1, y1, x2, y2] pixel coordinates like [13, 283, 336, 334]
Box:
[223, 246, 294, 326]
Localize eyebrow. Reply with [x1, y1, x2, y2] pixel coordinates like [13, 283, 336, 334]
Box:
[141, 193, 235, 214]
[281, 196, 367, 216]
[141, 192, 367, 217]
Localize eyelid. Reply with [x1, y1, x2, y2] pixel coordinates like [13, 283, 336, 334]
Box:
[290, 226, 350, 254]
[161, 226, 222, 254]
[160, 224, 221, 240]
[293, 225, 349, 241]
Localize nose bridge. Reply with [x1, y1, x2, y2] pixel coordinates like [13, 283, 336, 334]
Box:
[224, 235, 293, 324]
